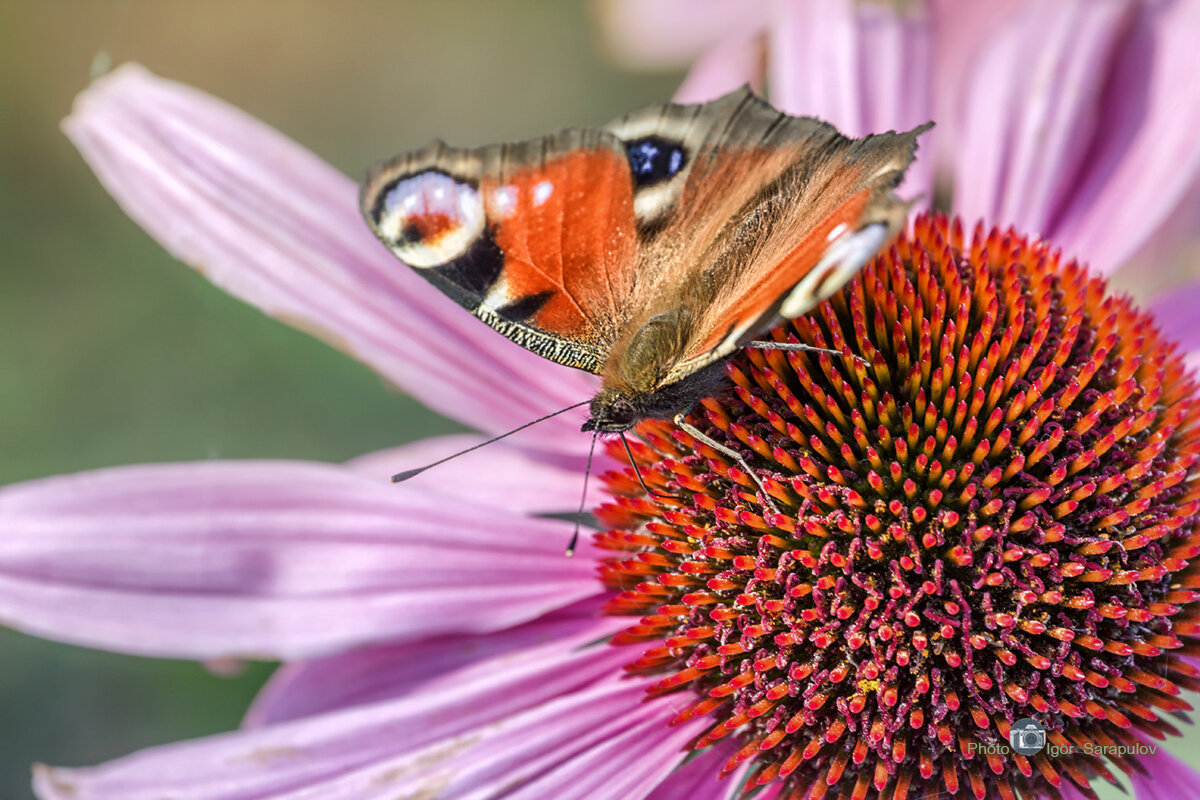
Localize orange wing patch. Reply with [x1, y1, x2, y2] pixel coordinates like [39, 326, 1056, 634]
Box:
[406, 212, 458, 243]
[482, 150, 637, 340]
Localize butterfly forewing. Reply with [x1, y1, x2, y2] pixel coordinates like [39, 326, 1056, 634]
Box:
[361, 130, 639, 374]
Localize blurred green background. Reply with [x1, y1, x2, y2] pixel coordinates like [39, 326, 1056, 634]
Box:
[2, 2, 1199, 799]
[0, 1, 678, 796]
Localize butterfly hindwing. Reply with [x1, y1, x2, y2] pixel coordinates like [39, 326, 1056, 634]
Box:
[604, 88, 834, 234]
[660, 121, 929, 383]
[595, 89, 929, 393]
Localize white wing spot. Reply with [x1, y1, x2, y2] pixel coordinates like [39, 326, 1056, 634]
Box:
[780, 224, 889, 318]
[491, 186, 518, 217]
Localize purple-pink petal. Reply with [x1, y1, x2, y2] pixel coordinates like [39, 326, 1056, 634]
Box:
[673, 33, 765, 104]
[0, 460, 600, 660]
[63, 64, 596, 453]
[769, 0, 868, 133]
[244, 599, 623, 726]
[1056, 781, 1093, 800]
[1052, 0, 1200, 275]
[645, 740, 746, 800]
[926, 0, 1031, 161]
[767, 0, 934, 199]
[346, 434, 613, 515]
[952, 0, 1200, 275]
[1151, 280, 1200, 359]
[33, 643, 682, 800]
[1129, 745, 1200, 799]
[595, 0, 768, 70]
[492, 696, 702, 800]
[951, 0, 1133, 246]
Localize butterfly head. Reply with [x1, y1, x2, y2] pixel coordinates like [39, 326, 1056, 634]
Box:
[581, 389, 642, 433]
[582, 359, 732, 433]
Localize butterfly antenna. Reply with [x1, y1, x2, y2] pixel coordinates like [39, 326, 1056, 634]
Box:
[566, 429, 600, 557]
[391, 400, 590, 482]
[619, 432, 675, 500]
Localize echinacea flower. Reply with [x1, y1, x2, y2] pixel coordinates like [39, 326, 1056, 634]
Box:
[5, 1, 1200, 798]
[602, 216, 1200, 800]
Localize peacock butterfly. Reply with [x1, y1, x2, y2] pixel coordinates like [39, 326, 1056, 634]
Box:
[361, 88, 930, 507]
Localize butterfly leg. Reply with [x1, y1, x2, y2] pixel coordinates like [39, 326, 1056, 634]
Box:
[619, 432, 678, 501]
[673, 414, 781, 517]
[745, 341, 869, 367]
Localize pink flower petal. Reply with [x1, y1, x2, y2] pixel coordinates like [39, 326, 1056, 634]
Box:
[1185, 350, 1200, 379]
[1151, 280, 1200, 355]
[1052, 0, 1200, 275]
[768, 0, 934, 198]
[1114, 175, 1200, 299]
[953, 0, 1200, 275]
[928, 0, 1031, 164]
[673, 34, 765, 104]
[1130, 745, 1200, 799]
[853, 2, 934, 198]
[952, 0, 1133, 244]
[596, 0, 769, 70]
[346, 434, 616, 515]
[646, 740, 745, 800]
[0, 460, 600, 660]
[63, 64, 597, 452]
[494, 694, 703, 800]
[244, 598, 623, 726]
[33, 642, 686, 800]
[769, 0, 862, 132]
[1058, 781, 1093, 800]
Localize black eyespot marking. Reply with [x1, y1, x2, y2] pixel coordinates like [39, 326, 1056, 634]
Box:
[433, 226, 504, 296]
[401, 222, 423, 243]
[497, 290, 554, 323]
[624, 137, 687, 187]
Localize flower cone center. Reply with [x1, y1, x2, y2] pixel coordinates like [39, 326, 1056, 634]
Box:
[596, 213, 1200, 800]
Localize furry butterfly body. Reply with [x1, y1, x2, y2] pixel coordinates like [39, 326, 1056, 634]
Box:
[361, 89, 929, 435]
